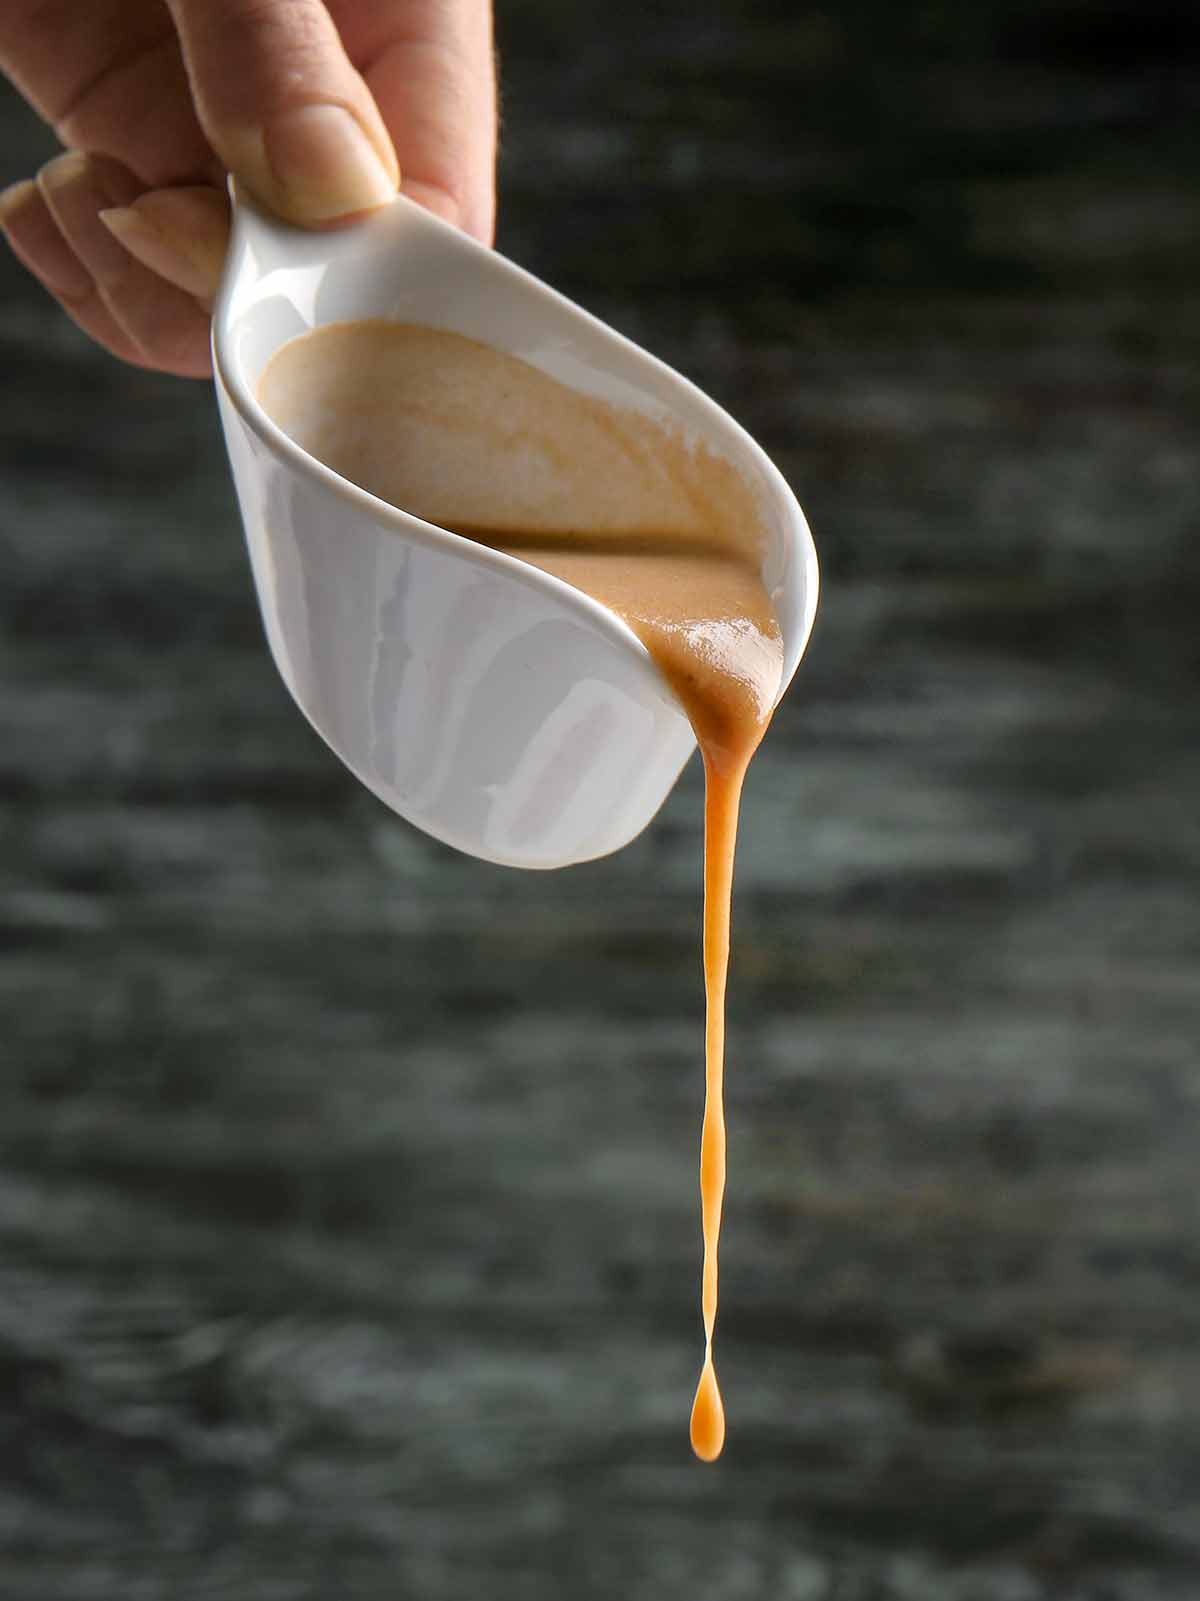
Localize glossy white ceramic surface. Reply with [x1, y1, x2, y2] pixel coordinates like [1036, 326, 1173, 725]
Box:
[212, 190, 818, 868]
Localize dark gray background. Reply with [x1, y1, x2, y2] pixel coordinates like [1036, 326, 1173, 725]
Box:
[2, 3, 1200, 1597]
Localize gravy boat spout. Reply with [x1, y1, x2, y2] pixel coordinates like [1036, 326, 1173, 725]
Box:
[212, 190, 818, 869]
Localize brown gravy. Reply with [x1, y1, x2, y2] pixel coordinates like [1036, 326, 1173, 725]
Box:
[258, 322, 784, 1462]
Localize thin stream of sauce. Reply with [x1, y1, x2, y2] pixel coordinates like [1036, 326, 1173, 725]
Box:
[258, 322, 785, 1462]
[489, 544, 779, 1463]
[691, 745, 741, 1462]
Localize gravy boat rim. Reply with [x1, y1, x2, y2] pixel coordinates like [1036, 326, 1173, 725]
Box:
[211, 187, 819, 706]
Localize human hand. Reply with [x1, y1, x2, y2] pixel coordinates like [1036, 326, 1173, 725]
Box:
[0, 1, 496, 378]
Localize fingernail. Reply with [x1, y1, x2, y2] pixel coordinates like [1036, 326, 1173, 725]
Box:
[99, 192, 227, 305]
[0, 178, 37, 227]
[37, 150, 91, 193]
[259, 104, 397, 223]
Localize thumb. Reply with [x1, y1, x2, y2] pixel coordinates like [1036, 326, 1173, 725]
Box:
[166, 0, 399, 225]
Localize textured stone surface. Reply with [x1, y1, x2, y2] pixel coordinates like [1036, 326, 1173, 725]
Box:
[2, 3, 1199, 1596]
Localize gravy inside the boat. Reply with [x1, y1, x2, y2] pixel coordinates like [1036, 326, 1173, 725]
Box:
[258, 321, 785, 1462]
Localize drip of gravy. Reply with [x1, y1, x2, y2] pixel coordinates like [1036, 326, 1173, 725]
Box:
[258, 322, 784, 1462]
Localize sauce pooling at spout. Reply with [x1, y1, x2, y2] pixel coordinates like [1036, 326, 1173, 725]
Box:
[257, 321, 786, 1462]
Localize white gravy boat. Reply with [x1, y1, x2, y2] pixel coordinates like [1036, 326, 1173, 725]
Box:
[212, 190, 818, 868]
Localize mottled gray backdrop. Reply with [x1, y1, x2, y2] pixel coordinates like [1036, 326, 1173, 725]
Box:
[2, 3, 1200, 1598]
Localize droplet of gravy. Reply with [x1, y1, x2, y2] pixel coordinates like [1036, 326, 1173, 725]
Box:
[690, 1352, 726, 1462]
